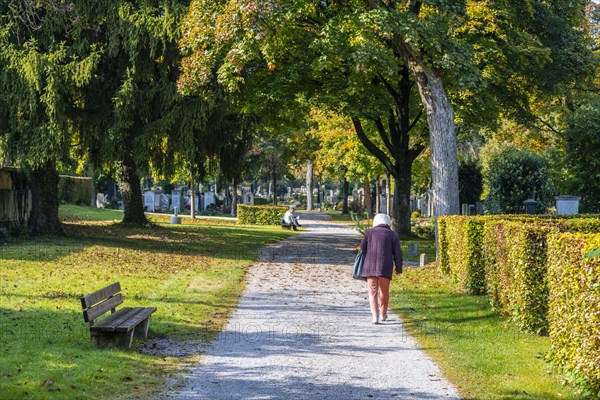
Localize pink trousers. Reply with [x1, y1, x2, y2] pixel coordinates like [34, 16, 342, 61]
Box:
[366, 277, 391, 320]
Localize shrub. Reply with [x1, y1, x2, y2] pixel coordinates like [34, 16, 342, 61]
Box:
[351, 211, 368, 236]
[442, 216, 485, 295]
[441, 214, 600, 339]
[438, 218, 449, 274]
[411, 211, 421, 219]
[236, 205, 287, 225]
[547, 232, 600, 394]
[458, 158, 483, 205]
[482, 220, 511, 314]
[560, 97, 600, 213]
[563, 218, 600, 233]
[506, 222, 554, 334]
[481, 143, 554, 214]
[58, 176, 93, 205]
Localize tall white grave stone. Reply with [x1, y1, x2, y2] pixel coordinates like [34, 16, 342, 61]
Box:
[203, 191, 215, 210]
[171, 190, 182, 212]
[144, 191, 155, 212]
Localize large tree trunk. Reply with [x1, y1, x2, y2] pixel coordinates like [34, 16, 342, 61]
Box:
[88, 163, 97, 208]
[121, 137, 147, 225]
[342, 174, 349, 214]
[306, 160, 313, 211]
[28, 160, 62, 236]
[392, 159, 412, 235]
[364, 179, 373, 217]
[403, 48, 459, 217]
[231, 177, 238, 217]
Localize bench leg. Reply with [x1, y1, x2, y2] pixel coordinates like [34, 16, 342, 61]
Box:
[134, 317, 151, 339]
[93, 331, 134, 349]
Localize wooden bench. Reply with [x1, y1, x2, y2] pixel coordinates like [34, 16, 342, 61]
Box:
[80, 282, 156, 349]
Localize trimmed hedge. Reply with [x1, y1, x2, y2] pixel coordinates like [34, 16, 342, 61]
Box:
[442, 215, 599, 334]
[505, 222, 553, 334]
[443, 216, 485, 295]
[547, 233, 600, 394]
[440, 214, 600, 393]
[482, 220, 511, 314]
[58, 176, 93, 205]
[437, 218, 449, 274]
[237, 204, 287, 225]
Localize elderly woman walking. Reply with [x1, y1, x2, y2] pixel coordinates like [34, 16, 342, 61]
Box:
[360, 213, 403, 324]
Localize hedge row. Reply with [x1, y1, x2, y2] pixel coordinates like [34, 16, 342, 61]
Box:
[438, 215, 600, 392]
[439, 216, 599, 331]
[236, 205, 287, 225]
[438, 218, 449, 274]
[547, 233, 600, 393]
[442, 216, 485, 294]
[58, 176, 93, 205]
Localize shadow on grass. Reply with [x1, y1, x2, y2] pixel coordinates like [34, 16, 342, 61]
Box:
[0, 222, 292, 263]
[0, 306, 191, 400]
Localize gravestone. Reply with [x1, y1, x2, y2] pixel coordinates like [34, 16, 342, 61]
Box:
[417, 197, 425, 214]
[462, 204, 470, 216]
[203, 191, 215, 210]
[171, 190, 182, 211]
[144, 191, 155, 212]
[555, 196, 580, 215]
[420, 253, 428, 267]
[96, 193, 106, 208]
[154, 192, 161, 210]
[407, 244, 419, 258]
[243, 191, 254, 205]
[160, 194, 169, 211]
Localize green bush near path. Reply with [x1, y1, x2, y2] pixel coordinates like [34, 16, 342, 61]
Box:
[547, 233, 600, 396]
[439, 214, 600, 394]
[0, 205, 294, 400]
[390, 264, 583, 400]
[236, 204, 287, 225]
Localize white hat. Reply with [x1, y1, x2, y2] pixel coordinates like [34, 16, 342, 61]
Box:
[373, 213, 391, 227]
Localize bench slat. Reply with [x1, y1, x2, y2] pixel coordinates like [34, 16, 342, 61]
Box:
[114, 307, 156, 333]
[81, 282, 121, 309]
[89, 307, 133, 333]
[91, 307, 156, 333]
[90, 307, 137, 333]
[83, 293, 123, 323]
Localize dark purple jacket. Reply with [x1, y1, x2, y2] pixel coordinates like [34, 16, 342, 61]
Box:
[360, 225, 403, 279]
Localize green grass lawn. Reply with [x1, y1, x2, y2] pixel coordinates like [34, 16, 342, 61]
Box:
[0, 205, 294, 400]
[390, 264, 582, 400]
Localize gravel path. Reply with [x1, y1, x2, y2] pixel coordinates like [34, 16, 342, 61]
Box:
[162, 216, 461, 400]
